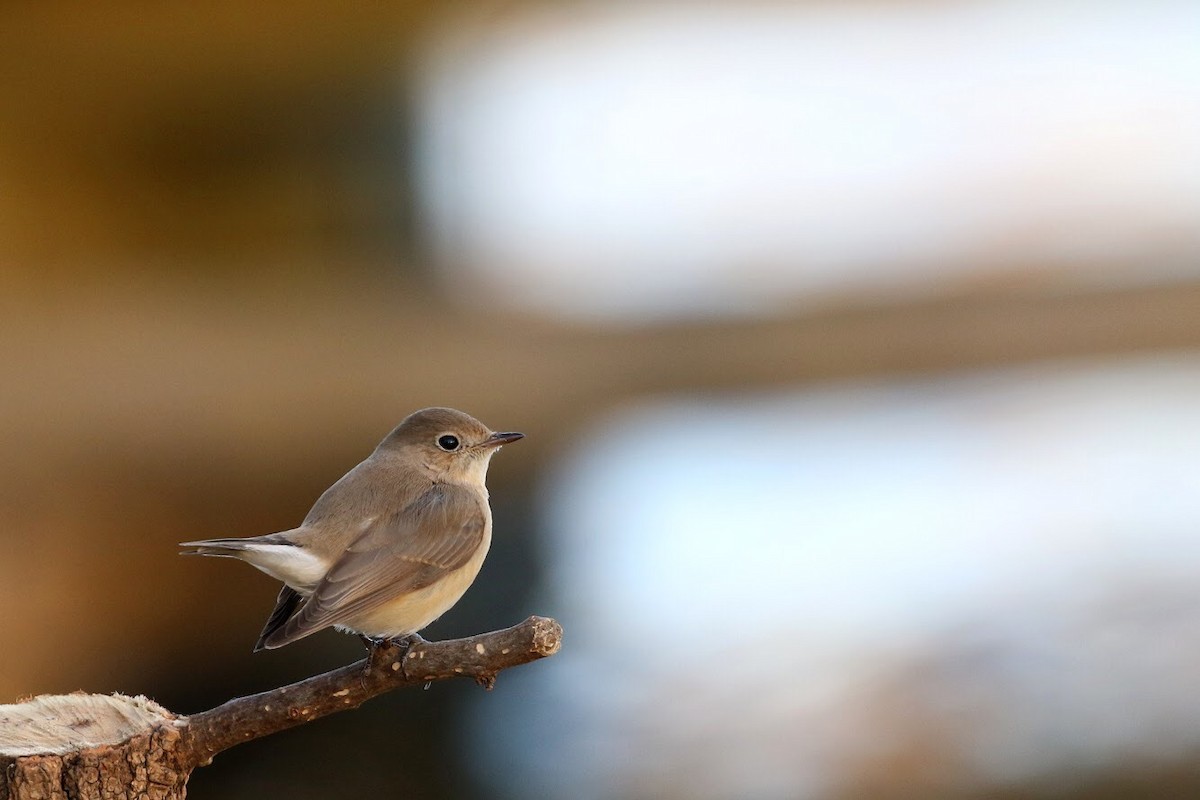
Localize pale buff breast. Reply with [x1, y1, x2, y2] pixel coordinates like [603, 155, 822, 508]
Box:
[336, 526, 493, 638]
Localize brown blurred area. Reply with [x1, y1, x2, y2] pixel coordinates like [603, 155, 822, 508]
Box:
[0, 5, 531, 799]
[2, 3, 1200, 799]
[0, 2, 437, 270]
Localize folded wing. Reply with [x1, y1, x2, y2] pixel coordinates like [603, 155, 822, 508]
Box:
[260, 483, 486, 649]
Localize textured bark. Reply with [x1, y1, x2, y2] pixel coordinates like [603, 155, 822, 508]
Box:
[0, 617, 561, 799]
[0, 724, 189, 800]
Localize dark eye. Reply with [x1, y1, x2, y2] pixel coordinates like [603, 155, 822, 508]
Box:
[437, 434, 460, 451]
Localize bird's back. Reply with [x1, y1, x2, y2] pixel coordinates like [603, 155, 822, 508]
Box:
[300, 453, 432, 533]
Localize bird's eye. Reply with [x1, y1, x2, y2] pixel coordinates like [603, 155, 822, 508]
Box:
[437, 434, 460, 451]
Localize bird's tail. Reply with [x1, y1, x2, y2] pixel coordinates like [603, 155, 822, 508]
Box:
[178, 537, 263, 557]
[179, 532, 320, 592]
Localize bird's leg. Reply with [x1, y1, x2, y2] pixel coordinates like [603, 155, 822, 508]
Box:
[358, 635, 377, 680]
[391, 632, 428, 651]
[358, 633, 397, 680]
[358, 632, 427, 678]
[357, 632, 425, 652]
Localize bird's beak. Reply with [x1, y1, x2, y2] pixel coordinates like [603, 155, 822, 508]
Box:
[481, 431, 525, 448]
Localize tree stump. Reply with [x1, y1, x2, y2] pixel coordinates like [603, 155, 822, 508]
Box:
[0, 695, 187, 800]
[0, 617, 561, 799]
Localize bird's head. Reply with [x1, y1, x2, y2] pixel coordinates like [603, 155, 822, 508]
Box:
[376, 407, 524, 485]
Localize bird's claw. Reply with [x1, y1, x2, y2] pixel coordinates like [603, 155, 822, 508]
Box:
[359, 632, 427, 681]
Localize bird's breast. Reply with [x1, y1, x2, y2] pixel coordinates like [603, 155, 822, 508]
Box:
[338, 526, 492, 638]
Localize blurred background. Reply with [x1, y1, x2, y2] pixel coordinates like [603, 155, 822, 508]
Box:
[2, 1, 1199, 798]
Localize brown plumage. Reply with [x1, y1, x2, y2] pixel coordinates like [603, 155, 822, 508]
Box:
[180, 407, 523, 651]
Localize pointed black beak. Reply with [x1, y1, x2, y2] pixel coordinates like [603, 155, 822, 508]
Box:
[483, 431, 525, 448]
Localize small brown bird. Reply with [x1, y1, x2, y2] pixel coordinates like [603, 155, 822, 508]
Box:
[180, 407, 523, 652]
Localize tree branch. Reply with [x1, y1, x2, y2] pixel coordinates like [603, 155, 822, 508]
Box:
[181, 615, 562, 768]
[0, 617, 561, 798]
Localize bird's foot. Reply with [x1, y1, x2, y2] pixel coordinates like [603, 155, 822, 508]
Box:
[390, 632, 428, 652]
[358, 633, 385, 652]
[357, 632, 426, 652]
[359, 632, 427, 680]
[358, 632, 427, 671]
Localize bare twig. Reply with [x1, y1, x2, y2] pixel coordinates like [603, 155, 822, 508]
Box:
[181, 615, 562, 768]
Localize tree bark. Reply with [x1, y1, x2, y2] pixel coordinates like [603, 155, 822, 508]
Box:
[0, 723, 189, 800]
[0, 616, 561, 799]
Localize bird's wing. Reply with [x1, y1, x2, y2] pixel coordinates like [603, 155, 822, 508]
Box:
[261, 483, 486, 649]
[254, 584, 304, 653]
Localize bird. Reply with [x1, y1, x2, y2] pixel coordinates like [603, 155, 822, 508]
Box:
[180, 407, 523, 652]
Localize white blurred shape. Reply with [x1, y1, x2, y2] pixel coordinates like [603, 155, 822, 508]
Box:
[466, 356, 1200, 798]
[416, 0, 1200, 321]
